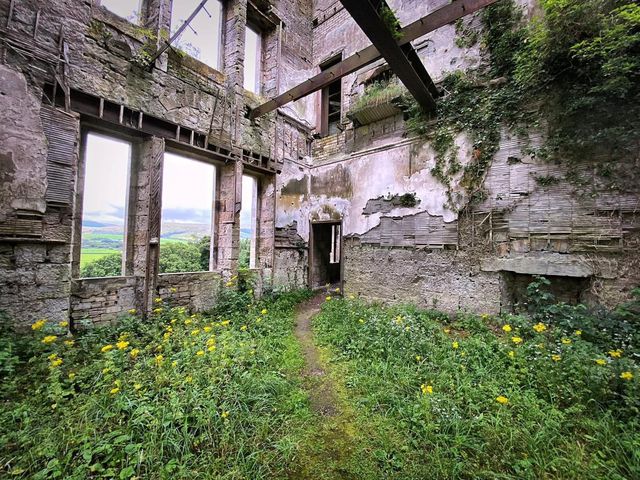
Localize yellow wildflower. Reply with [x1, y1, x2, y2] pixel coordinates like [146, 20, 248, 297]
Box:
[185, 375, 193, 383]
[561, 338, 572, 345]
[261, 309, 268, 315]
[502, 324, 512, 333]
[226, 281, 234, 287]
[153, 308, 163, 314]
[171, 360, 178, 367]
[50, 358, 63, 368]
[326, 296, 331, 301]
[575, 330, 582, 336]
[511, 336, 523, 345]
[48, 353, 58, 361]
[128, 309, 137, 315]
[42, 335, 57, 344]
[170, 287, 177, 293]
[533, 323, 547, 333]
[496, 396, 509, 405]
[420, 384, 433, 395]
[395, 316, 403, 325]
[191, 329, 201, 336]
[185, 319, 193, 326]
[256, 318, 262, 323]
[134, 383, 142, 390]
[155, 354, 164, 366]
[595, 358, 606, 366]
[452, 341, 459, 349]
[508, 350, 515, 358]
[221, 411, 229, 419]
[64, 339, 74, 346]
[208, 345, 216, 352]
[349, 295, 355, 300]
[170, 318, 177, 324]
[335, 287, 340, 292]
[130, 348, 140, 359]
[416, 355, 422, 362]
[31, 319, 47, 331]
[154, 297, 162, 303]
[196, 350, 205, 356]
[102, 368, 110, 374]
[110, 387, 120, 395]
[59, 321, 69, 328]
[240, 325, 247, 331]
[220, 320, 230, 326]
[163, 332, 171, 341]
[405, 326, 411, 331]
[443, 328, 450, 334]
[620, 371, 634, 381]
[551, 354, 561, 362]
[68, 372, 76, 380]
[358, 319, 365, 324]
[116, 340, 129, 350]
[609, 349, 623, 358]
[101, 344, 114, 353]
[204, 326, 212, 332]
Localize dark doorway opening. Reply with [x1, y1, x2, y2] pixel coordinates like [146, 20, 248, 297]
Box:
[310, 221, 342, 290]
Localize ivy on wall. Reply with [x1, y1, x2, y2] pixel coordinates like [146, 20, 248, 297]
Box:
[403, 0, 640, 210]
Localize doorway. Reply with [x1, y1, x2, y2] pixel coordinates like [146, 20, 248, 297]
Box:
[309, 221, 342, 290]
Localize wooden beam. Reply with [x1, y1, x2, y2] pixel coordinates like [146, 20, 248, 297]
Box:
[249, 0, 498, 120]
[340, 0, 436, 112]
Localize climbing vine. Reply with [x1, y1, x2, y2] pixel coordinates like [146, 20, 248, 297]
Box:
[402, 0, 640, 209]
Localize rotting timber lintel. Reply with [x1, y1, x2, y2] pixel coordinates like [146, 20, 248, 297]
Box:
[249, 0, 499, 120]
[339, 0, 436, 112]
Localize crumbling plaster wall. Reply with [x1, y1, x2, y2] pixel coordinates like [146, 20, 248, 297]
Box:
[0, 0, 313, 327]
[271, 0, 640, 312]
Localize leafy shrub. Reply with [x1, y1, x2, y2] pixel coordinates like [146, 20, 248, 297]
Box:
[80, 252, 122, 278]
[313, 285, 640, 478]
[0, 289, 312, 479]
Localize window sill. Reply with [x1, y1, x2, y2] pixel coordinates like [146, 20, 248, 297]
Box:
[168, 50, 225, 84]
[92, 7, 145, 43]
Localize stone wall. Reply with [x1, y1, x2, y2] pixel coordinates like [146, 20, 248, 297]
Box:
[0, 0, 313, 328]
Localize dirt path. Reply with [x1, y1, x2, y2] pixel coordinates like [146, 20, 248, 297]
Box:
[294, 294, 339, 416]
[288, 293, 361, 480]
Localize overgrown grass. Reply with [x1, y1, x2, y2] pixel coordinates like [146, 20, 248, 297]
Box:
[0, 288, 313, 479]
[313, 286, 640, 479]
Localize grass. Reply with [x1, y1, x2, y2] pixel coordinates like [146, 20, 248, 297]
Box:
[1, 282, 638, 479]
[80, 248, 120, 267]
[312, 295, 640, 479]
[0, 287, 314, 479]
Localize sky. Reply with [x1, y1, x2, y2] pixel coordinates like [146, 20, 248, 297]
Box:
[101, 0, 141, 23]
[82, 133, 256, 241]
[82, 133, 131, 227]
[171, 0, 223, 70]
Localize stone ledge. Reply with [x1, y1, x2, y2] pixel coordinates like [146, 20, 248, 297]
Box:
[480, 254, 593, 278]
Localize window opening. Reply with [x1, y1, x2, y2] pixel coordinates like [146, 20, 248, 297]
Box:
[320, 56, 342, 136]
[100, 0, 141, 23]
[80, 133, 131, 278]
[171, 0, 224, 70]
[160, 152, 216, 273]
[244, 24, 262, 93]
[329, 224, 341, 264]
[239, 175, 257, 269]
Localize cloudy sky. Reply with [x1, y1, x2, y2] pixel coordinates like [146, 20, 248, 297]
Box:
[82, 133, 255, 238]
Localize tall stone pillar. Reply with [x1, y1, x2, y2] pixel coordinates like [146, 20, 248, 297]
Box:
[216, 160, 242, 274]
[127, 136, 164, 315]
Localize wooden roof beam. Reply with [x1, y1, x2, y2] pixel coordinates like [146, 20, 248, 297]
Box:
[249, 0, 499, 120]
[340, 0, 436, 112]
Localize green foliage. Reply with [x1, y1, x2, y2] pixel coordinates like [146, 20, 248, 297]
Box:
[351, 78, 406, 112]
[312, 286, 640, 478]
[238, 238, 251, 269]
[80, 252, 122, 278]
[378, 5, 402, 41]
[405, 0, 640, 204]
[0, 289, 313, 479]
[159, 239, 209, 274]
